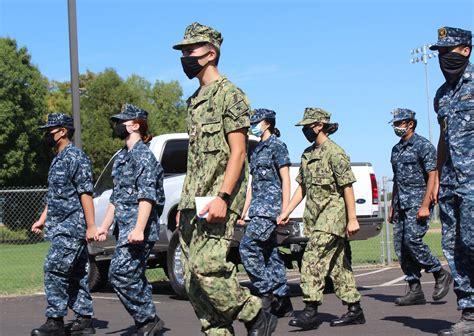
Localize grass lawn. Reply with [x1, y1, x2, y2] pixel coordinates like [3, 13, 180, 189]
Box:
[0, 242, 50, 295]
[351, 220, 444, 265]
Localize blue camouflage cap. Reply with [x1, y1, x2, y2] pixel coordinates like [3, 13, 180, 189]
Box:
[111, 103, 148, 122]
[250, 108, 276, 124]
[429, 26, 472, 50]
[39, 113, 74, 130]
[389, 108, 417, 124]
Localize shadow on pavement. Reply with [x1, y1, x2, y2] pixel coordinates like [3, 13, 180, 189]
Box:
[382, 316, 452, 334]
[364, 293, 399, 303]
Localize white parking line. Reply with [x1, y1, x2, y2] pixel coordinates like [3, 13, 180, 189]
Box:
[378, 274, 407, 287]
[363, 280, 435, 288]
[354, 267, 392, 278]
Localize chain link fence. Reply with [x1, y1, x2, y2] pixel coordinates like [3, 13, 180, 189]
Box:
[0, 186, 48, 295]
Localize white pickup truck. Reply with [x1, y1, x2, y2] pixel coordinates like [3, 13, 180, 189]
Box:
[89, 133, 383, 297]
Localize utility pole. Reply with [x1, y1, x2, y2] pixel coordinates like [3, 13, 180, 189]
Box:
[410, 44, 438, 143]
[68, 0, 82, 148]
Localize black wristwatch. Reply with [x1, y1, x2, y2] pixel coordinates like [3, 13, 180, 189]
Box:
[217, 192, 231, 205]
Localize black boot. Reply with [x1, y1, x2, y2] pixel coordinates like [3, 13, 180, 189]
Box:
[135, 316, 165, 336]
[31, 317, 65, 336]
[271, 295, 294, 318]
[261, 293, 275, 313]
[288, 301, 319, 330]
[438, 309, 474, 336]
[67, 316, 95, 335]
[395, 281, 426, 306]
[330, 302, 366, 327]
[433, 268, 453, 301]
[245, 309, 278, 336]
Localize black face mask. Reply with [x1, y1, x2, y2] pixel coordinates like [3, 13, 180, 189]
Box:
[44, 131, 59, 147]
[113, 123, 130, 140]
[439, 51, 469, 86]
[180, 51, 211, 79]
[302, 125, 318, 143]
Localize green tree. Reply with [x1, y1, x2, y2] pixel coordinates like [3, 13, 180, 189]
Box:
[0, 38, 50, 186]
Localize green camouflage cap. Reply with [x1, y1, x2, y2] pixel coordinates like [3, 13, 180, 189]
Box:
[295, 107, 332, 126]
[173, 22, 223, 50]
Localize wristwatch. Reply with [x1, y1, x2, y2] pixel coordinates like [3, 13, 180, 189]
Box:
[217, 192, 231, 205]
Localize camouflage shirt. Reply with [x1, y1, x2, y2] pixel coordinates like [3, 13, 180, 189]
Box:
[391, 133, 437, 210]
[434, 62, 474, 186]
[296, 139, 356, 237]
[110, 140, 165, 245]
[249, 134, 291, 218]
[178, 76, 251, 214]
[45, 143, 93, 241]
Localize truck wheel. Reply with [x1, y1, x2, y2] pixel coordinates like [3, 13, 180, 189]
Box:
[167, 230, 188, 299]
[88, 257, 109, 292]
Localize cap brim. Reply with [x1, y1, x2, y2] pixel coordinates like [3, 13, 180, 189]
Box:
[110, 113, 133, 122]
[173, 38, 210, 50]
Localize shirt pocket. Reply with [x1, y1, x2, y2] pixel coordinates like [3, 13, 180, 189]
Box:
[453, 99, 474, 132]
[200, 120, 222, 153]
[252, 157, 274, 181]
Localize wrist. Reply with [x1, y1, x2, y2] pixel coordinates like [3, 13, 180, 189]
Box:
[217, 192, 231, 206]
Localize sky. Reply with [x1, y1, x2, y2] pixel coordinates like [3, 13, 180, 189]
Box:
[1, 0, 473, 182]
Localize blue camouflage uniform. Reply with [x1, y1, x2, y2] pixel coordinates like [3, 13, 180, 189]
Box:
[239, 109, 291, 298]
[390, 108, 442, 283]
[431, 27, 474, 310]
[108, 104, 165, 324]
[39, 113, 94, 318]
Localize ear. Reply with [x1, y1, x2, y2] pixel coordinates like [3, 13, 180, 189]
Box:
[461, 45, 471, 57]
[130, 122, 140, 132]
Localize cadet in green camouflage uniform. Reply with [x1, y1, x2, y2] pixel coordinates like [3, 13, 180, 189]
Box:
[173, 22, 277, 336]
[278, 108, 366, 330]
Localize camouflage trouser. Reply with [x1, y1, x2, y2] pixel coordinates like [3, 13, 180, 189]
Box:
[109, 242, 157, 323]
[44, 236, 93, 318]
[392, 207, 442, 282]
[239, 216, 289, 297]
[301, 230, 361, 304]
[179, 209, 262, 336]
[440, 183, 474, 309]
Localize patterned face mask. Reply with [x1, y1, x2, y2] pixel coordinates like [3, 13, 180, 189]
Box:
[393, 126, 407, 137]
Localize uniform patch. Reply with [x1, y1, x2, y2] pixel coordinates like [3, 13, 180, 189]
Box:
[438, 27, 447, 39]
[460, 94, 472, 101]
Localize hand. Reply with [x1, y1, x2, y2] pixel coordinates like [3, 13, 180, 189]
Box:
[94, 227, 108, 242]
[346, 218, 360, 237]
[277, 212, 290, 225]
[128, 228, 144, 244]
[236, 218, 247, 226]
[201, 197, 227, 223]
[387, 207, 394, 224]
[417, 206, 430, 221]
[431, 181, 440, 204]
[86, 226, 97, 242]
[175, 210, 181, 229]
[31, 220, 44, 235]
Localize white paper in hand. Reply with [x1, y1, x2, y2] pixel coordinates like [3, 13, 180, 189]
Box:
[195, 197, 215, 219]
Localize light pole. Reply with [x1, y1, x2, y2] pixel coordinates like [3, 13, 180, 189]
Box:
[68, 0, 81, 148]
[410, 44, 438, 143]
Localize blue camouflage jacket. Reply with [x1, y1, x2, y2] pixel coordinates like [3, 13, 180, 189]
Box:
[391, 133, 437, 210]
[110, 140, 165, 245]
[248, 134, 291, 218]
[45, 143, 93, 241]
[434, 62, 474, 186]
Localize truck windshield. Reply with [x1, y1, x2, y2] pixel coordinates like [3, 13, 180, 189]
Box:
[94, 157, 114, 197]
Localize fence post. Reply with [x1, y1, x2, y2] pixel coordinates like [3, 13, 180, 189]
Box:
[383, 176, 392, 264]
[378, 181, 386, 265]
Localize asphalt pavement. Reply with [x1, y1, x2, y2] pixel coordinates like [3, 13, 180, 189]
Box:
[1, 265, 460, 335]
